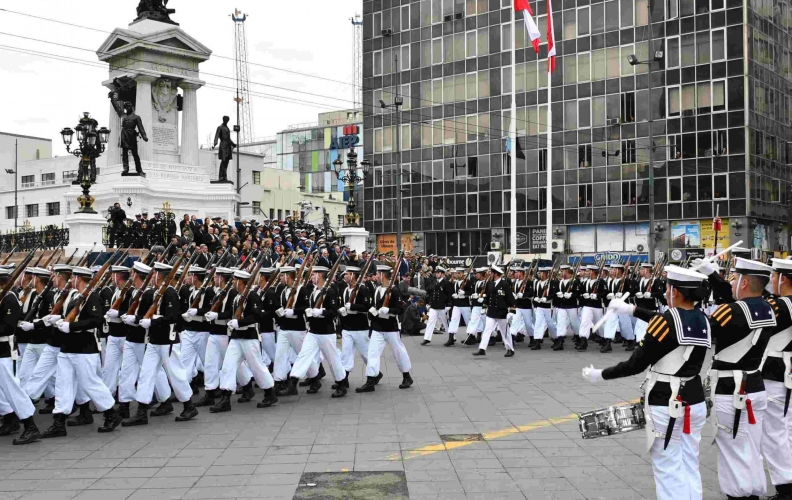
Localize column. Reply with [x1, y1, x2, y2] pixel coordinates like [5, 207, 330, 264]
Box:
[179, 82, 201, 165]
[134, 75, 157, 163]
[105, 85, 122, 166]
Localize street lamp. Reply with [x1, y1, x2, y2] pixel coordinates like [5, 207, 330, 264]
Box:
[327, 148, 370, 227]
[62, 112, 110, 214]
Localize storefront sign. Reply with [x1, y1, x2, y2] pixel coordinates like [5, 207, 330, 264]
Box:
[671, 221, 701, 249]
[330, 125, 361, 150]
[516, 227, 547, 254]
[700, 218, 730, 250]
[376, 233, 414, 254]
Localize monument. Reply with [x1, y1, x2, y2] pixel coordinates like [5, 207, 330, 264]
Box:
[64, 1, 240, 257]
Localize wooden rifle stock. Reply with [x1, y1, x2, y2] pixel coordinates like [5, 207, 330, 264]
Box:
[313, 250, 345, 309]
[566, 255, 583, 293]
[143, 248, 193, 320]
[349, 251, 377, 304]
[1, 246, 18, 265]
[63, 247, 79, 265]
[381, 251, 404, 308]
[285, 247, 317, 309]
[23, 278, 54, 323]
[0, 246, 38, 304]
[74, 244, 97, 267]
[42, 245, 64, 268]
[542, 258, 560, 298]
[233, 255, 268, 320]
[63, 247, 124, 323]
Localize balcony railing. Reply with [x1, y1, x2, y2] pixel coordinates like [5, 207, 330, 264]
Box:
[0, 226, 69, 251]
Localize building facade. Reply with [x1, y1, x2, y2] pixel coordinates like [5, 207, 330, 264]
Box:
[361, 0, 792, 259]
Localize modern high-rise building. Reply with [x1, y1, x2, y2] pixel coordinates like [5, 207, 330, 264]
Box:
[361, 0, 792, 259]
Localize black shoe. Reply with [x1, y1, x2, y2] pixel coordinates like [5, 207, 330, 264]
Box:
[488, 337, 496, 347]
[277, 378, 299, 397]
[399, 373, 413, 389]
[472, 349, 486, 356]
[462, 335, 476, 346]
[39, 398, 55, 415]
[332, 372, 350, 390]
[552, 339, 565, 351]
[117, 402, 130, 419]
[420, 340, 430, 346]
[331, 386, 347, 398]
[0, 413, 20, 436]
[13, 417, 40, 445]
[210, 391, 232, 413]
[528, 338, 537, 348]
[572, 335, 580, 346]
[41, 413, 68, 438]
[443, 337, 455, 347]
[624, 340, 635, 351]
[374, 372, 384, 385]
[121, 404, 149, 427]
[150, 402, 174, 417]
[317, 364, 327, 380]
[355, 376, 377, 393]
[193, 371, 205, 388]
[98, 409, 122, 433]
[89, 403, 102, 414]
[175, 401, 198, 422]
[238, 381, 255, 403]
[195, 389, 217, 407]
[306, 378, 322, 394]
[614, 334, 624, 344]
[257, 388, 278, 408]
[575, 338, 588, 351]
[504, 349, 514, 357]
[600, 339, 612, 353]
[298, 378, 313, 387]
[67, 403, 94, 427]
[530, 340, 542, 350]
[515, 333, 526, 343]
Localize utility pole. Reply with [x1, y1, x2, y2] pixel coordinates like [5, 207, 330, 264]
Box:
[647, 0, 656, 264]
[395, 53, 402, 255]
[14, 140, 18, 230]
[235, 89, 241, 217]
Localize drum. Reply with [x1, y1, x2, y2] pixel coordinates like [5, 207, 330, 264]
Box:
[579, 408, 612, 439]
[578, 404, 646, 439]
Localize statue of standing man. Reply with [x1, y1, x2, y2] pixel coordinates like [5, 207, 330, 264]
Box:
[213, 116, 236, 183]
[110, 92, 148, 176]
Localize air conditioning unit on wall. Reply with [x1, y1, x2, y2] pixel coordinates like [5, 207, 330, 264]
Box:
[487, 251, 502, 265]
[551, 239, 565, 252]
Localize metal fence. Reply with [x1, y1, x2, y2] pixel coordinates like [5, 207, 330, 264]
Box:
[1, 226, 69, 251]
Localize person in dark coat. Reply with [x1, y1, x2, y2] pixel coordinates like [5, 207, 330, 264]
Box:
[473, 265, 516, 357]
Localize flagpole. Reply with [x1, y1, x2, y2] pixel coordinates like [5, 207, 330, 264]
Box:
[545, 66, 552, 260]
[510, 5, 518, 262]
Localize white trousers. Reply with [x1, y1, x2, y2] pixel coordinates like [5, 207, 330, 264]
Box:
[509, 309, 534, 337]
[466, 306, 485, 335]
[119, 341, 171, 403]
[24, 345, 58, 400]
[274, 330, 308, 382]
[135, 345, 193, 404]
[578, 307, 603, 339]
[101, 336, 125, 396]
[180, 331, 208, 381]
[648, 402, 707, 500]
[533, 308, 557, 340]
[290, 333, 346, 382]
[340, 330, 369, 372]
[448, 307, 471, 335]
[762, 380, 792, 486]
[555, 308, 580, 338]
[366, 331, 411, 377]
[423, 308, 449, 341]
[204, 334, 252, 390]
[479, 317, 511, 351]
[17, 343, 45, 389]
[0, 358, 35, 420]
[603, 311, 634, 340]
[53, 353, 114, 416]
[261, 332, 276, 366]
[634, 319, 650, 343]
[714, 391, 768, 498]
[220, 339, 275, 392]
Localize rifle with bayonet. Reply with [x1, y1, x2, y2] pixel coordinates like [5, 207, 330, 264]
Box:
[41, 245, 64, 268]
[143, 246, 195, 321]
[63, 247, 80, 266]
[381, 250, 404, 308]
[566, 255, 583, 293]
[1, 246, 18, 265]
[63, 247, 124, 323]
[349, 250, 377, 304]
[74, 244, 97, 267]
[0, 246, 38, 304]
[285, 246, 318, 310]
[542, 257, 560, 298]
[232, 253, 268, 321]
[312, 248, 345, 309]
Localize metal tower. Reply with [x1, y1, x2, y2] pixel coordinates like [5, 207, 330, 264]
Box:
[232, 9, 254, 146]
[351, 13, 363, 110]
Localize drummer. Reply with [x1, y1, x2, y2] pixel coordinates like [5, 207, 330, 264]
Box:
[582, 265, 711, 500]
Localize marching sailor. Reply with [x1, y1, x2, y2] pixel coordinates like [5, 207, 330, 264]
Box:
[16, 268, 53, 390]
[509, 267, 534, 346]
[553, 265, 580, 351]
[446, 268, 474, 347]
[473, 265, 516, 357]
[273, 266, 312, 396]
[602, 263, 636, 352]
[577, 265, 604, 352]
[101, 266, 131, 399]
[338, 266, 373, 382]
[255, 269, 279, 371]
[531, 266, 557, 349]
[633, 263, 662, 343]
[463, 268, 488, 346]
[421, 266, 454, 346]
[583, 265, 710, 500]
[180, 266, 211, 390]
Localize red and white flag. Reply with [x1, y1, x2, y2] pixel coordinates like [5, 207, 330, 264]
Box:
[546, 0, 556, 72]
[515, 0, 541, 53]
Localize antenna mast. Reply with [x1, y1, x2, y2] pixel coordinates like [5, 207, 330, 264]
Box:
[351, 13, 363, 110]
[232, 9, 254, 147]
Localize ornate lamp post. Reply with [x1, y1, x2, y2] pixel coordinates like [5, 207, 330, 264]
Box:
[327, 148, 370, 227]
[60, 112, 110, 215]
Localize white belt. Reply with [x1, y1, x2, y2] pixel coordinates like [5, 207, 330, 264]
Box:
[107, 317, 122, 324]
[190, 317, 205, 323]
[707, 368, 760, 439]
[641, 372, 695, 454]
[215, 320, 228, 326]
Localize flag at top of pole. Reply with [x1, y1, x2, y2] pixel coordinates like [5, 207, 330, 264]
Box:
[515, 0, 541, 53]
[546, 0, 556, 72]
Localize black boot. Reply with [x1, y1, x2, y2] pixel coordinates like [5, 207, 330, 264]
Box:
[444, 335, 455, 347]
[277, 378, 299, 397]
[150, 401, 174, 417]
[472, 349, 486, 356]
[331, 382, 347, 398]
[0, 413, 20, 436]
[41, 413, 67, 438]
[121, 403, 149, 427]
[624, 339, 635, 351]
[355, 376, 377, 393]
[600, 339, 612, 353]
[13, 417, 40, 445]
[195, 389, 217, 407]
[462, 334, 476, 346]
[176, 400, 198, 421]
[420, 340, 431, 346]
[210, 390, 232, 413]
[67, 403, 94, 427]
[332, 372, 350, 390]
[552, 339, 565, 351]
[374, 372, 384, 385]
[530, 339, 542, 350]
[504, 349, 514, 357]
[528, 337, 537, 348]
[257, 388, 278, 408]
[117, 402, 130, 419]
[298, 377, 312, 387]
[306, 377, 322, 394]
[614, 333, 624, 344]
[39, 398, 55, 415]
[317, 363, 327, 380]
[399, 372, 413, 389]
[575, 337, 588, 351]
[238, 381, 255, 403]
[572, 335, 580, 346]
[515, 333, 526, 343]
[98, 409, 122, 433]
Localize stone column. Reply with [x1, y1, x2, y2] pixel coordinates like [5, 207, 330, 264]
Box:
[134, 75, 157, 163]
[105, 88, 122, 165]
[179, 82, 201, 165]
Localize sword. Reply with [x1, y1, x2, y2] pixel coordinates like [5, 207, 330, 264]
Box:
[784, 387, 790, 418]
[733, 378, 747, 439]
[663, 396, 684, 450]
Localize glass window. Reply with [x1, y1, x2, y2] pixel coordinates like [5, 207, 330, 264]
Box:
[26, 204, 38, 218]
[713, 174, 728, 199]
[605, 0, 619, 31]
[668, 178, 682, 202]
[433, 119, 443, 145]
[453, 32, 465, 61]
[668, 86, 681, 116]
[564, 101, 577, 130]
[621, 44, 635, 75]
[668, 0, 679, 18]
[401, 45, 410, 70]
[477, 27, 489, 56]
[578, 7, 590, 35]
[667, 37, 680, 68]
[433, 38, 443, 64]
[591, 3, 605, 33]
[252, 171, 261, 185]
[697, 82, 711, 112]
[374, 128, 383, 153]
[592, 49, 607, 81]
[502, 22, 512, 50]
[713, 80, 726, 112]
[696, 32, 710, 64]
[374, 50, 383, 76]
[621, 0, 634, 27]
[579, 99, 591, 128]
[479, 113, 491, 140]
[712, 29, 725, 61]
[374, 12, 382, 36]
[478, 70, 490, 98]
[526, 61, 538, 90]
[466, 72, 477, 99]
[681, 84, 696, 115]
[563, 56, 577, 84]
[432, 78, 443, 104]
[563, 10, 576, 40]
[606, 48, 620, 78]
[681, 34, 695, 66]
[467, 193, 478, 213]
[401, 124, 411, 150]
[636, 0, 649, 24]
[46, 202, 60, 216]
[444, 77, 454, 103]
[444, 35, 453, 62]
[466, 30, 477, 58]
[592, 96, 607, 126]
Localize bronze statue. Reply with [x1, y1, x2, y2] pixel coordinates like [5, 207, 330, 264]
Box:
[135, 0, 177, 25]
[111, 92, 148, 176]
[213, 116, 236, 183]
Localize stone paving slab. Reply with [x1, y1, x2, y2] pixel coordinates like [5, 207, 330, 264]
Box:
[0, 331, 770, 499]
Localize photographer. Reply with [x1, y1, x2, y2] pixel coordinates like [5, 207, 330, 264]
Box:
[108, 203, 126, 248]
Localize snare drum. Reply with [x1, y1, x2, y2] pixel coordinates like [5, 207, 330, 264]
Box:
[578, 404, 646, 439]
[579, 408, 612, 439]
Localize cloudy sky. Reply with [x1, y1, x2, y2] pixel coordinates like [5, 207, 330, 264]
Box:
[0, 0, 360, 154]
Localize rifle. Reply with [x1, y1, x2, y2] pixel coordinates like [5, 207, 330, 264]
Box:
[0, 246, 38, 304]
[158, 242, 174, 263]
[232, 254, 268, 320]
[312, 249, 345, 309]
[125, 260, 160, 317]
[23, 275, 55, 323]
[63, 247, 123, 323]
[645, 254, 666, 293]
[566, 255, 583, 293]
[31, 248, 48, 268]
[143, 247, 194, 320]
[74, 244, 97, 267]
[63, 247, 80, 266]
[542, 257, 560, 298]
[96, 249, 130, 292]
[592, 257, 607, 294]
[1, 246, 18, 265]
[349, 251, 377, 305]
[381, 251, 404, 308]
[458, 258, 477, 292]
[42, 245, 63, 268]
[519, 259, 536, 295]
[618, 255, 637, 294]
[188, 247, 241, 312]
[285, 246, 318, 309]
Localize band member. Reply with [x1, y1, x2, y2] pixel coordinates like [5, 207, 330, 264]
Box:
[101, 266, 131, 398]
[464, 268, 489, 345]
[510, 266, 534, 345]
[634, 263, 662, 343]
[696, 257, 776, 499]
[421, 267, 454, 346]
[357, 265, 412, 393]
[274, 266, 312, 396]
[553, 265, 581, 351]
[532, 266, 557, 349]
[338, 266, 372, 381]
[583, 265, 710, 500]
[473, 265, 516, 357]
[577, 265, 604, 352]
[602, 263, 635, 352]
[447, 268, 474, 347]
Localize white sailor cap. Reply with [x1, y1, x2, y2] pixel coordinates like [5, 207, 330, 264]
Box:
[52, 264, 72, 274]
[586, 265, 599, 271]
[475, 267, 489, 273]
[610, 263, 625, 269]
[25, 267, 50, 277]
[434, 266, 448, 273]
[215, 267, 234, 276]
[260, 267, 275, 276]
[455, 267, 467, 272]
[771, 258, 792, 274]
[312, 266, 330, 273]
[153, 262, 172, 273]
[91, 265, 102, 273]
[376, 265, 393, 273]
[344, 266, 361, 274]
[71, 266, 93, 278]
[731, 247, 752, 254]
[734, 257, 772, 278]
[664, 265, 707, 288]
[279, 266, 296, 273]
[491, 265, 504, 275]
[188, 266, 207, 274]
[0, 268, 12, 277]
[132, 262, 151, 275]
[560, 265, 571, 270]
[234, 270, 252, 280]
[111, 266, 130, 273]
[641, 263, 653, 268]
[0, 264, 16, 269]
[538, 266, 551, 272]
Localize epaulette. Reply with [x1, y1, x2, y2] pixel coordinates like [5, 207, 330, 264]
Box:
[711, 303, 732, 327]
[646, 314, 670, 342]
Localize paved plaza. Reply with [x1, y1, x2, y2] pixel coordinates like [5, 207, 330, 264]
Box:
[0, 333, 738, 500]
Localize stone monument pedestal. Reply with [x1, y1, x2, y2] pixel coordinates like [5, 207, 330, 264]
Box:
[338, 226, 370, 254]
[64, 212, 107, 260]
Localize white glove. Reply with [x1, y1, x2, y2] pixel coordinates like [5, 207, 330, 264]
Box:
[305, 308, 314, 317]
[284, 309, 296, 318]
[539, 297, 547, 303]
[345, 303, 352, 310]
[615, 292, 623, 299]
[556, 291, 563, 298]
[477, 297, 484, 303]
[606, 293, 614, 300]
[228, 319, 239, 330]
[339, 307, 348, 316]
[140, 318, 152, 329]
[313, 308, 325, 318]
[444, 307, 450, 313]
[692, 258, 719, 276]
[517, 293, 523, 299]
[582, 293, 590, 299]
[181, 312, 193, 322]
[46, 315, 62, 326]
[122, 315, 136, 326]
[205, 312, 218, 321]
[471, 293, 479, 300]
[276, 307, 285, 317]
[368, 307, 378, 316]
[635, 292, 644, 299]
[452, 294, 459, 299]
[458, 291, 465, 297]
[532, 297, 539, 303]
[107, 309, 119, 319]
[563, 293, 572, 299]
[582, 364, 603, 383]
[607, 298, 635, 316]
[378, 307, 389, 318]
[57, 321, 70, 333]
[186, 308, 198, 317]
[19, 322, 35, 332]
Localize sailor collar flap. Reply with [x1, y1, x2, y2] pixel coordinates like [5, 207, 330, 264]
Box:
[669, 308, 711, 348]
[736, 299, 777, 329]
